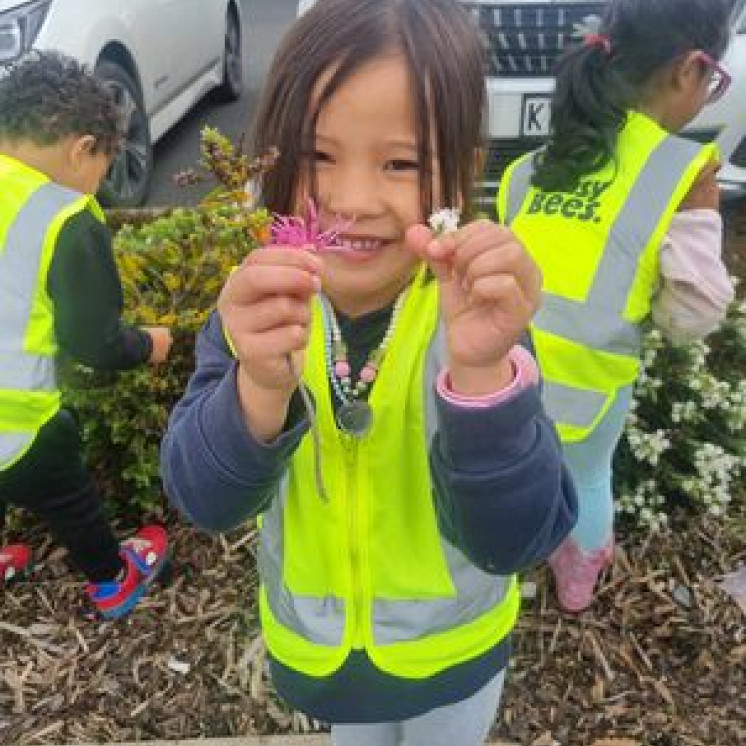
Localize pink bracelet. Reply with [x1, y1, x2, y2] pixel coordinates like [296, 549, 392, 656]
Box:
[436, 346, 539, 408]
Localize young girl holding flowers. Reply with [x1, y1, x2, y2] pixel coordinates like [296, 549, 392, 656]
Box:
[162, 1, 576, 743]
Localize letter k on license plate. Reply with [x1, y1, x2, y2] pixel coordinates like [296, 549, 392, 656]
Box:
[521, 95, 551, 137]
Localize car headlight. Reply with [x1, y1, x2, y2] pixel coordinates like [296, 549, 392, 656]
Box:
[0, 0, 52, 64]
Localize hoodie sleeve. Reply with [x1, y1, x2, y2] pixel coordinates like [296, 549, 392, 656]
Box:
[48, 209, 152, 369]
[652, 210, 734, 343]
[160, 311, 309, 532]
[430, 352, 577, 575]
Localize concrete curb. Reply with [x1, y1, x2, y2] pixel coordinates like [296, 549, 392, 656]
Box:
[59, 737, 519, 746]
[61, 739, 329, 746]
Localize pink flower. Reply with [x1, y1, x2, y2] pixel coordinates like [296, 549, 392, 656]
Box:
[271, 200, 352, 252]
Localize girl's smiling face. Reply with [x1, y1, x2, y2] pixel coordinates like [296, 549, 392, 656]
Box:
[302, 52, 442, 317]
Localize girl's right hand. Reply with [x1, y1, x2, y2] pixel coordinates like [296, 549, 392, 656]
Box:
[217, 245, 322, 405]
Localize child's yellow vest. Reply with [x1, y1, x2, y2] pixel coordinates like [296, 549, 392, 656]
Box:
[0, 154, 104, 468]
[498, 112, 716, 442]
[257, 275, 520, 679]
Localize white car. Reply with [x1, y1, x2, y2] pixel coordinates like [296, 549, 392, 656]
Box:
[299, 0, 746, 203]
[0, 0, 244, 206]
[693, 1, 746, 196]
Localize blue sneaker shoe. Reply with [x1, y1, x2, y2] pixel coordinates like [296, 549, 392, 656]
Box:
[87, 525, 169, 619]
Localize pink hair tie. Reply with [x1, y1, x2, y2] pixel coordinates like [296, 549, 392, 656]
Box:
[584, 33, 612, 55]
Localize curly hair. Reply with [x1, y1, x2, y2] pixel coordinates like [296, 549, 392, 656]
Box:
[0, 51, 124, 156]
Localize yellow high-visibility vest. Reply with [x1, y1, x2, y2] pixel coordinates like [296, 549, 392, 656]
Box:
[0, 154, 104, 469]
[256, 273, 520, 679]
[498, 112, 716, 442]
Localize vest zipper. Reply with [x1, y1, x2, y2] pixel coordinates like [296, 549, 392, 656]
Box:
[342, 433, 365, 647]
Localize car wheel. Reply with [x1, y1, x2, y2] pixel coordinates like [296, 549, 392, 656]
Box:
[95, 60, 153, 208]
[213, 7, 243, 102]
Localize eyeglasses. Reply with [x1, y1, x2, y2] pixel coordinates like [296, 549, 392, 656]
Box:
[695, 51, 731, 104]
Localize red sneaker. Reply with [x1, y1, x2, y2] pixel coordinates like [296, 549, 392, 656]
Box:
[0, 543, 32, 581]
[548, 537, 614, 613]
[86, 525, 169, 619]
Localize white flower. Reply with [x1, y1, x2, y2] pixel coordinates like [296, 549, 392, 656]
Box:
[429, 208, 460, 235]
[617, 289, 744, 533]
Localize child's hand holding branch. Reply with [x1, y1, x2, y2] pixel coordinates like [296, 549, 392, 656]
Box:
[407, 219, 541, 395]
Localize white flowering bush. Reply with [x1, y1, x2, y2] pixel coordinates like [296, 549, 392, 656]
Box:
[614, 294, 746, 532]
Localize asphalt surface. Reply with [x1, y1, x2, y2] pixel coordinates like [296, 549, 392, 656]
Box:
[146, 0, 297, 207]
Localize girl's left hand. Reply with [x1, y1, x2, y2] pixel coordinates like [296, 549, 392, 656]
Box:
[407, 219, 541, 394]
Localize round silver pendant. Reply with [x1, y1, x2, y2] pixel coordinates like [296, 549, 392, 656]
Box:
[337, 400, 373, 437]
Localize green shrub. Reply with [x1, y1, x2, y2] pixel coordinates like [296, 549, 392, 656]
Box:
[61, 129, 273, 514]
[614, 294, 746, 532]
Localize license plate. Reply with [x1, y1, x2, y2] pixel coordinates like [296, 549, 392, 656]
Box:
[521, 96, 552, 137]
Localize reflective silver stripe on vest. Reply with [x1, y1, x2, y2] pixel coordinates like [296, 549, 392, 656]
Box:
[585, 136, 703, 314]
[504, 154, 535, 224]
[371, 538, 510, 644]
[533, 295, 641, 356]
[0, 181, 82, 393]
[0, 433, 34, 467]
[0, 354, 56, 390]
[542, 381, 607, 429]
[259, 333, 511, 647]
[259, 477, 345, 646]
[506, 135, 704, 429]
[422, 320, 447, 442]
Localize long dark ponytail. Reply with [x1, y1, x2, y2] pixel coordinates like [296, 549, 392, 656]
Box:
[532, 0, 731, 193]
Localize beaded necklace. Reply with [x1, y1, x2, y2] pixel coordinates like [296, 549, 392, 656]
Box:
[321, 291, 407, 436]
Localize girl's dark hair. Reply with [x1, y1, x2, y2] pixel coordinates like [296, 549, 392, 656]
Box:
[0, 52, 124, 156]
[252, 0, 485, 220]
[532, 0, 731, 193]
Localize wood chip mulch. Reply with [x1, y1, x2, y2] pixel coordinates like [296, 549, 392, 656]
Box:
[496, 513, 745, 746]
[1, 508, 743, 746]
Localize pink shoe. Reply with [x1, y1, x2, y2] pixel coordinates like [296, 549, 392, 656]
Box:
[0, 543, 32, 581]
[548, 538, 614, 613]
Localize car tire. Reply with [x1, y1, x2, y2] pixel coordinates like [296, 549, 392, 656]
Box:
[95, 60, 153, 208]
[213, 6, 243, 103]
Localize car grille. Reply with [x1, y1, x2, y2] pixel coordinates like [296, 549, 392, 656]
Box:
[483, 138, 537, 183]
[462, 2, 608, 78]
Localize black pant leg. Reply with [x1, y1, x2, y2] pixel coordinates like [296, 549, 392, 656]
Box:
[0, 410, 123, 583]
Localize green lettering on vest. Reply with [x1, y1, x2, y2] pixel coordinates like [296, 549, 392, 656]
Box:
[579, 200, 601, 222]
[543, 194, 564, 216]
[526, 192, 546, 214]
[587, 180, 611, 201]
[561, 198, 583, 219]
